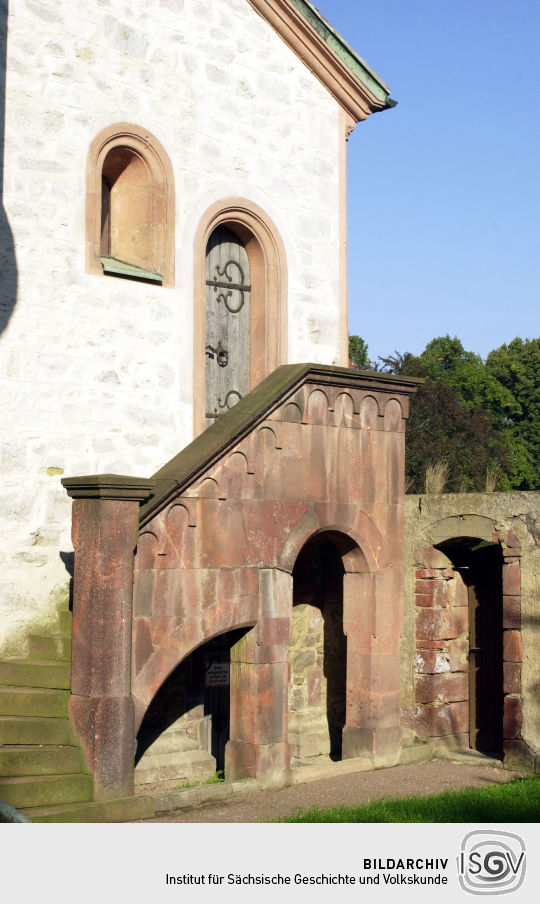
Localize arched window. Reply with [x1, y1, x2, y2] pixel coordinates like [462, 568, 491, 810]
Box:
[86, 123, 174, 286]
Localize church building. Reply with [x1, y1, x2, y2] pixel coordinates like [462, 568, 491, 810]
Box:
[0, 1, 537, 820]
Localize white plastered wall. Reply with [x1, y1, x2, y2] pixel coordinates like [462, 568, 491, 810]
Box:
[0, 0, 343, 652]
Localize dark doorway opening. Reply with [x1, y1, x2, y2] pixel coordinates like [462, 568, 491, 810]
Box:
[291, 535, 347, 762]
[438, 539, 503, 757]
[136, 627, 249, 775]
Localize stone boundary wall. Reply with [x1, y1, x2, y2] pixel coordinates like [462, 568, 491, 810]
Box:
[403, 492, 540, 764]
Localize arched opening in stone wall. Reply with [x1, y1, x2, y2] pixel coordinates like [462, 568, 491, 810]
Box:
[415, 538, 504, 758]
[289, 533, 347, 765]
[134, 627, 249, 787]
[101, 147, 159, 275]
[86, 123, 175, 286]
[437, 539, 504, 757]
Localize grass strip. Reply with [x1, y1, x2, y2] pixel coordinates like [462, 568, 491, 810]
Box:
[283, 775, 540, 823]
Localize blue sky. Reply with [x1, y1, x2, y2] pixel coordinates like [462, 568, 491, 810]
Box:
[314, 0, 540, 365]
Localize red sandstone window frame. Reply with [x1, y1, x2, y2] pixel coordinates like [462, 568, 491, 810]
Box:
[193, 199, 288, 436]
[86, 123, 175, 287]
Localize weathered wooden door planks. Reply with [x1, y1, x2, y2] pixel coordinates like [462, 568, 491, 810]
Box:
[205, 225, 251, 426]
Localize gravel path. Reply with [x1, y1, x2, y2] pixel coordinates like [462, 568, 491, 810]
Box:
[139, 759, 519, 823]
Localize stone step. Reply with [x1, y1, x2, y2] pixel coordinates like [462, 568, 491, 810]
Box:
[56, 611, 72, 633]
[0, 686, 69, 717]
[29, 634, 71, 661]
[22, 794, 155, 823]
[143, 731, 204, 756]
[0, 744, 82, 776]
[0, 715, 71, 746]
[134, 748, 216, 787]
[0, 660, 71, 689]
[0, 773, 92, 810]
[290, 754, 374, 785]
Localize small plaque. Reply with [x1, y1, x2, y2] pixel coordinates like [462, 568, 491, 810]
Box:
[206, 662, 230, 686]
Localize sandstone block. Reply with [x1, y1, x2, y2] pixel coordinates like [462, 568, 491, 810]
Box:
[415, 568, 440, 579]
[225, 739, 289, 785]
[447, 637, 469, 671]
[503, 695, 522, 740]
[453, 576, 469, 607]
[503, 661, 521, 695]
[415, 579, 453, 608]
[505, 529, 521, 548]
[415, 672, 468, 705]
[503, 630, 522, 663]
[414, 650, 450, 674]
[230, 661, 288, 746]
[416, 607, 468, 642]
[502, 560, 521, 596]
[502, 595, 521, 630]
[69, 694, 135, 800]
[415, 701, 469, 738]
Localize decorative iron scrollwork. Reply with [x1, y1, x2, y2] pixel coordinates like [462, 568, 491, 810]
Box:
[205, 342, 229, 367]
[218, 390, 242, 410]
[206, 259, 251, 314]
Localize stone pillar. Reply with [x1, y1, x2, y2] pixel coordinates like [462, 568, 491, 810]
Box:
[62, 474, 153, 800]
[226, 568, 292, 787]
[342, 570, 402, 765]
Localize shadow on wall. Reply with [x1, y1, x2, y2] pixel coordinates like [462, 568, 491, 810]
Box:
[59, 551, 74, 612]
[0, 2, 17, 334]
[135, 628, 250, 775]
[522, 611, 540, 752]
[291, 537, 347, 763]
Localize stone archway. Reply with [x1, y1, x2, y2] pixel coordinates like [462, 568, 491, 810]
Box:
[413, 514, 523, 761]
[280, 519, 402, 768]
[289, 533, 347, 764]
[64, 364, 418, 798]
[437, 538, 504, 757]
[134, 626, 250, 787]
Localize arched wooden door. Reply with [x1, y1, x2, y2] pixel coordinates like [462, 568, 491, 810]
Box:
[205, 225, 251, 426]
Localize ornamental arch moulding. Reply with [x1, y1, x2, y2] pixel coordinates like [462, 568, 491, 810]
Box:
[193, 198, 288, 435]
[277, 506, 389, 575]
[86, 123, 175, 287]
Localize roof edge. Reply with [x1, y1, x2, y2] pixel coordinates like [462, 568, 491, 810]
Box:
[245, 0, 394, 122]
[289, 0, 390, 97]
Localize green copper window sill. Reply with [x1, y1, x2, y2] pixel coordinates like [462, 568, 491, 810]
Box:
[101, 255, 163, 284]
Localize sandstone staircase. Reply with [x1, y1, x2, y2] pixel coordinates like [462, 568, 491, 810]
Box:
[0, 613, 153, 822]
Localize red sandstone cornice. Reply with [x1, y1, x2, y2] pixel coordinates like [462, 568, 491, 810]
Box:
[246, 0, 393, 123]
[139, 363, 421, 524]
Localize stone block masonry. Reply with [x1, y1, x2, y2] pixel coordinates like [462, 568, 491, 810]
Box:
[0, 0, 347, 653]
[403, 493, 540, 766]
[412, 552, 470, 746]
[65, 365, 418, 791]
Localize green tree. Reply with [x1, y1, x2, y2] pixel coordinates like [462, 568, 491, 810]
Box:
[485, 338, 540, 490]
[348, 335, 370, 369]
[405, 380, 511, 493]
[379, 337, 516, 492]
[356, 333, 538, 492]
[416, 336, 519, 425]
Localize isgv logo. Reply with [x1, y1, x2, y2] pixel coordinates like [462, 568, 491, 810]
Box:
[458, 831, 526, 895]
